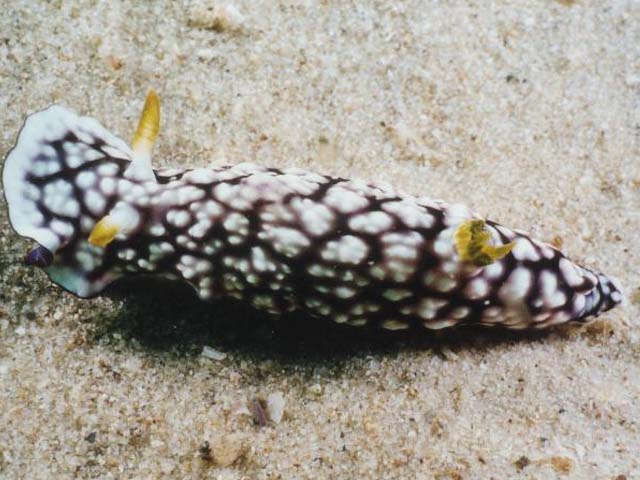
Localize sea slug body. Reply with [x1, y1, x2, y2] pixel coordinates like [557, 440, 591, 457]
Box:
[2, 92, 623, 331]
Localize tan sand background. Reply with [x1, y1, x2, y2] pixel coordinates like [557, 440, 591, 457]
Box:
[1, 1, 639, 478]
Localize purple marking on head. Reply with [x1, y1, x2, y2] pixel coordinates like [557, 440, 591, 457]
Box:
[25, 245, 54, 268]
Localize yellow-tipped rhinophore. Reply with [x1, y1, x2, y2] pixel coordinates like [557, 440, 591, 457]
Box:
[132, 89, 160, 158]
[125, 90, 160, 182]
[454, 219, 514, 267]
[88, 216, 121, 248]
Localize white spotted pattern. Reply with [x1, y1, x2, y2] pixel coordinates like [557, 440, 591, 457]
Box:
[348, 211, 393, 235]
[324, 186, 369, 213]
[320, 235, 369, 264]
[499, 268, 532, 305]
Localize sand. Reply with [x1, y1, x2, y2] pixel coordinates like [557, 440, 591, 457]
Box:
[1, 1, 639, 478]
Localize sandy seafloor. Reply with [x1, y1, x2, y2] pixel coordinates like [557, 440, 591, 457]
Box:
[1, 1, 639, 478]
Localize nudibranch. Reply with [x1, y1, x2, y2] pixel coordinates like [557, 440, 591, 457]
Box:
[2, 92, 623, 330]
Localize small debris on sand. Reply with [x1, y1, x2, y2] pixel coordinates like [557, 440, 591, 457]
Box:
[187, 2, 244, 32]
[204, 434, 246, 467]
[201, 345, 227, 361]
[514, 456, 530, 471]
[231, 397, 252, 417]
[266, 391, 285, 424]
[250, 397, 268, 427]
[198, 440, 212, 461]
[549, 456, 573, 474]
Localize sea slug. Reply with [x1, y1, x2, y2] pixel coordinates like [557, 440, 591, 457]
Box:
[2, 91, 623, 330]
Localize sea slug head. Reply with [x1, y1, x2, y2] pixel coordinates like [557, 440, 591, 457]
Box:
[3, 92, 160, 298]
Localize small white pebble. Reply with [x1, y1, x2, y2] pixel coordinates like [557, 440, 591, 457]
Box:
[201, 345, 227, 361]
[266, 391, 285, 424]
